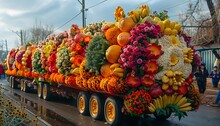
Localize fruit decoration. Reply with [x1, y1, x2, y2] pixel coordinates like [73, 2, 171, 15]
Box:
[5, 4, 202, 121]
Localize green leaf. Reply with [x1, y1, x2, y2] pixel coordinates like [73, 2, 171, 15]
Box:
[155, 39, 159, 45]
[147, 37, 151, 43]
[158, 66, 163, 73]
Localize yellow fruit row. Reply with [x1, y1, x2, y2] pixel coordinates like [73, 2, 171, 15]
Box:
[148, 94, 192, 113]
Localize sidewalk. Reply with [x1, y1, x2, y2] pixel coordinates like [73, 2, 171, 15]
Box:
[199, 78, 220, 105]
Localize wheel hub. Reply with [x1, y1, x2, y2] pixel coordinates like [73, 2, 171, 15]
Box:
[78, 96, 85, 113]
[106, 102, 115, 122]
[90, 98, 98, 117]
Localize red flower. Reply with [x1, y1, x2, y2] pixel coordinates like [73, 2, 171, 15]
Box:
[141, 74, 155, 87]
[144, 60, 159, 74]
[147, 43, 162, 59]
[126, 73, 141, 88]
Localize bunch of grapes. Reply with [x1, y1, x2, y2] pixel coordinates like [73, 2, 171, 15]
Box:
[179, 31, 192, 47]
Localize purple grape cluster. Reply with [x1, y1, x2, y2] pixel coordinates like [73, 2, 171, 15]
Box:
[118, 21, 161, 70]
[179, 31, 192, 47]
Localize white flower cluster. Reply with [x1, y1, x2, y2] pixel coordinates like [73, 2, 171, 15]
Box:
[155, 35, 192, 80]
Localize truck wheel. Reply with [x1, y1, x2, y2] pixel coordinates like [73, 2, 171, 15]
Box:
[77, 92, 90, 115]
[23, 81, 29, 92]
[9, 76, 13, 87]
[43, 84, 51, 100]
[104, 97, 122, 126]
[20, 80, 24, 91]
[11, 77, 18, 89]
[89, 94, 104, 120]
[38, 83, 43, 98]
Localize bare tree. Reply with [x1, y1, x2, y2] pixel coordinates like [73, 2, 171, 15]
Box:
[17, 20, 54, 46]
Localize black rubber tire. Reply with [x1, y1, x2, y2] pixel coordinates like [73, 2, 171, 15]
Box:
[23, 80, 29, 92]
[104, 97, 123, 126]
[38, 83, 43, 98]
[11, 76, 18, 89]
[9, 76, 13, 87]
[20, 79, 24, 91]
[43, 84, 51, 101]
[89, 94, 104, 120]
[77, 91, 90, 116]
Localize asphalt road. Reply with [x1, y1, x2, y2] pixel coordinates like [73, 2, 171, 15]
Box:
[1, 78, 220, 126]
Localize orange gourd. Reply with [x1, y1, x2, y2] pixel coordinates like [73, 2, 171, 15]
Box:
[117, 32, 131, 47]
[100, 63, 112, 78]
[119, 17, 135, 32]
[105, 26, 121, 45]
[106, 45, 121, 63]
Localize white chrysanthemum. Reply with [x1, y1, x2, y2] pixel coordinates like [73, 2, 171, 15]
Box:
[178, 36, 187, 49]
[155, 69, 166, 80]
[157, 35, 170, 50]
[182, 63, 192, 78]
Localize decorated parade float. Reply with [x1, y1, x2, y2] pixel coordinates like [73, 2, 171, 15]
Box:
[5, 4, 201, 126]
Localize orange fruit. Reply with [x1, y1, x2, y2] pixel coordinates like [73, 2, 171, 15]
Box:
[100, 63, 112, 78]
[105, 26, 121, 45]
[119, 17, 135, 32]
[117, 32, 131, 47]
[106, 45, 121, 63]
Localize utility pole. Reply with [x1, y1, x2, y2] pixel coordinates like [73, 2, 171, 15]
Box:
[78, 0, 86, 27]
[20, 30, 23, 45]
[12, 30, 23, 45]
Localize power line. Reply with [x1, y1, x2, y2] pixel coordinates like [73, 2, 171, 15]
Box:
[87, 0, 108, 9]
[54, 11, 82, 31]
[158, 0, 190, 12]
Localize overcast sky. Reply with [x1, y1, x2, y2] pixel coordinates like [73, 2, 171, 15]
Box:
[0, 0, 209, 50]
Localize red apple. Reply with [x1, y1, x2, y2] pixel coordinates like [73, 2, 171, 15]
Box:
[164, 88, 174, 95]
[149, 84, 163, 98]
[177, 85, 188, 95]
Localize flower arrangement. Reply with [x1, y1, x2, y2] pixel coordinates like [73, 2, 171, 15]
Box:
[124, 89, 152, 116]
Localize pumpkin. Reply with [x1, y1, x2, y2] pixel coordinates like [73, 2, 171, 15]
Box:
[117, 32, 131, 47]
[106, 45, 121, 63]
[119, 17, 135, 32]
[100, 63, 112, 77]
[104, 26, 121, 45]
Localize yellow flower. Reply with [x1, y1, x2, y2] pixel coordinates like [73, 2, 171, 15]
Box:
[183, 48, 194, 63]
[114, 6, 125, 21]
[170, 35, 180, 46]
[170, 53, 179, 66]
[173, 71, 185, 86]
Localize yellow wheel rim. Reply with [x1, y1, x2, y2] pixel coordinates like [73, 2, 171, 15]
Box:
[43, 85, 47, 98]
[106, 102, 115, 122]
[78, 96, 85, 113]
[90, 98, 98, 117]
[38, 85, 41, 97]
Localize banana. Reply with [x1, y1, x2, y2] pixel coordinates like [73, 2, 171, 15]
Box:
[179, 102, 191, 108]
[174, 95, 183, 104]
[153, 99, 158, 108]
[110, 63, 120, 69]
[149, 103, 156, 110]
[112, 72, 123, 77]
[156, 98, 162, 109]
[132, 10, 140, 19]
[167, 95, 171, 105]
[113, 68, 124, 73]
[179, 106, 192, 111]
[163, 95, 168, 107]
[70, 67, 79, 75]
[148, 106, 155, 113]
[177, 97, 187, 106]
[159, 96, 163, 108]
[129, 15, 138, 23]
[170, 94, 176, 104]
[141, 8, 147, 18]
